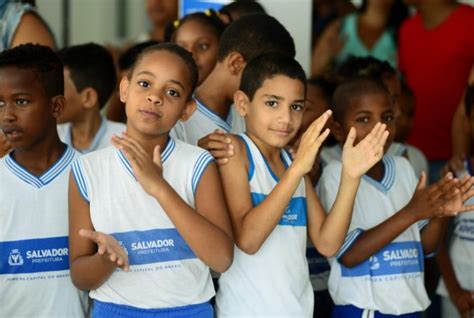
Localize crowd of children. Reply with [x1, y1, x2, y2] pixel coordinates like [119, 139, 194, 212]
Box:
[1, 1, 474, 318]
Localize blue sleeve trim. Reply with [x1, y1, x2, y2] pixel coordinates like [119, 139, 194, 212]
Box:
[336, 228, 364, 260]
[418, 219, 430, 231]
[71, 160, 89, 202]
[238, 135, 254, 181]
[424, 247, 439, 259]
[191, 152, 214, 193]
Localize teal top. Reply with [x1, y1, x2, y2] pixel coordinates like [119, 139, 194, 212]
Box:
[335, 13, 397, 69]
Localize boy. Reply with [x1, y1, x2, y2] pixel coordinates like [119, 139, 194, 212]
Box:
[0, 44, 87, 317]
[68, 43, 233, 317]
[215, 53, 389, 317]
[57, 43, 125, 153]
[170, 13, 295, 151]
[436, 85, 474, 318]
[318, 77, 474, 317]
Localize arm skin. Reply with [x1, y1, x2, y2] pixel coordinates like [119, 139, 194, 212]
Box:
[11, 13, 56, 49]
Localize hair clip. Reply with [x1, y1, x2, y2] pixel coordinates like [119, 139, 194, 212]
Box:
[204, 9, 212, 17]
[173, 20, 180, 28]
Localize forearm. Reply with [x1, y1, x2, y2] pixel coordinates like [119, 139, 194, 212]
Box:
[234, 166, 304, 254]
[316, 171, 361, 256]
[437, 243, 463, 299]
[70, 253, 117, 290]
[340, 207, 419, 267]
[150, 180, 233, 273]
[421, 218, 449, 256]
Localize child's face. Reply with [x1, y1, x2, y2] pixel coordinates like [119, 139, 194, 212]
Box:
[175, 20, 219, 85]
[120, 50, 194, 138]
[336, 92, 396, 153]
[300, 83, 329, 135]
[238, 75, 306, 148]
[0, 67, 61, 151]
[57, 68, 83, 124]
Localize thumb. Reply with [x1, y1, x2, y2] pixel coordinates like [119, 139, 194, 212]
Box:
[416, 171, 427, 191]
[214, 129, 225, 135]
[343, 127, 356, 149]
[153, 145, 162, 167]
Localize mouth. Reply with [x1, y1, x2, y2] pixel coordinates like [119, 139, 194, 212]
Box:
[138, 109, 162, 119]
[2, 126, 23, 140]
[270, 128, 293, 137]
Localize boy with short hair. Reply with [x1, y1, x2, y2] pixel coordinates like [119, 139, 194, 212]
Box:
[0, 44, 87, 317]
[318, 77, 474, 317]
[57, 43, 125, 153]
[171, 13, 295, 152]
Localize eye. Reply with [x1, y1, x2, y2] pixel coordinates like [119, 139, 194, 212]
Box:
[356, 116, 369, 123]
[0, 101, 5, 107]
[291, 103, 304, 112]
[384, 114, 395, 123]
[166, 89, 180, 97]
[16, 99, 29, 106]
[265, 100, 278, 108]
[197, 43, 210, 51]
[137, 80, 150, 88]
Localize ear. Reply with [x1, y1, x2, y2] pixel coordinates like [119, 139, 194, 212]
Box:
[329, 119, 345, 144]
[234, 90, 250, 117]
[51, 95, 66, 119]
[179, 99, 197, 122]
[119, 76, 130, 103]
[225, 52, 246, 76]
[80, 87, 99, 110]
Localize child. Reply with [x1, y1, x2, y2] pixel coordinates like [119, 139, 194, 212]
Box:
[57, 43, 125, 153]
[218, 0, 266, 24]
[318, 77, 474, 317]
[0, 44, 87, 317]
[171, 13, 294, 148]
[436, 84, 474, 318]
[68, 43, 233, 317]
[215, 53, 389, 317]
[166, 10, 226, 85]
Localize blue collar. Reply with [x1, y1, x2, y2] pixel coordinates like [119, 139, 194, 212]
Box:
[65, 116, 107, 153]
[362, 156, 396, 193]
[194, 97, 232, 132]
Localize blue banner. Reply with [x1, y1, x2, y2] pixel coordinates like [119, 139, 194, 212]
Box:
[179, 0, 231, 17]
[112, 228, 196, 266]
[251, 193, 307, 227]
[340, 241, 424, 277]
[1, 236, 69, 275]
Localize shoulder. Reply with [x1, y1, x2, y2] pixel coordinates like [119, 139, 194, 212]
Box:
[76, 146, 114, 165]
[172, 138, 215, 165]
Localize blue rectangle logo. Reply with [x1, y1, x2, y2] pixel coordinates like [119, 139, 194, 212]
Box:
[251, 193, 307, 227]
[340, 241, 424, 277]
[1, 236, 69, 275]
[112, 228, 196, 266]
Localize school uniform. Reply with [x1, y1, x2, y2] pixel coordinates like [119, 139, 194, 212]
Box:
[57, 116, 125, 153]
[72, 138, 215, 317]
[318, 156, 431, 317]
[215, 133, 313, 317]
[437, 161, 474, 318]
[170, 98, 245, 145]
[0, 146, 88, 317]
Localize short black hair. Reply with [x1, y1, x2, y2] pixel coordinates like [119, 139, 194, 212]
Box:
[240, 52, 306, 101]
[0, 44, 63, 98]
[118, 40, 160, 71]
[217, 13, 295, 62]
[465, 85, 474, 117]
[337, 56, 396, 83]
[165, 9, 226, 42]
[219, 0, 266, 22]
[130, 43, 199, 101]
[58, 43, 116, 109]
[332, 77, 390, 122]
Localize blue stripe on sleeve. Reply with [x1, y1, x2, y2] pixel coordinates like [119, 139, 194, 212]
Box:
[336, 228, 364, 260]
[71, 160, 89, 202]
[191, 152, 214, 193]
[418, 219, 430, 231]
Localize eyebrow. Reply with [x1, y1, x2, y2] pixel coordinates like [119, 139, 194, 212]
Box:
[264, 94, 305, 103]
[136, 71, 186, 91]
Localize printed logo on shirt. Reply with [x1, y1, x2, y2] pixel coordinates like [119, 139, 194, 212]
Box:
[251, 192, 307, 227]
[454, 219, 474, 241]
[340, 241, 424, 279]
[1, 237, 69, 274]
[112, 228, 196, 267]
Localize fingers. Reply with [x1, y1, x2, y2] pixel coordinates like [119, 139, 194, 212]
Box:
[343, 127, 356, 149]
[416, 171, 427, 191]
[79, 229, 101, 243]
[198, 131, 232, 151]
[153, 145, 162, 167]
[305, 110, 332, 140]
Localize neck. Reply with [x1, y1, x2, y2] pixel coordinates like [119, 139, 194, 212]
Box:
[246, 131, 282, 163]
[360, 5, 389, 28]
[12, 133, 66, 176]
[70, 111, 102, 151]
[150, 24, 166, 41]
[366, 158, 384, 181]
[417, 1, 457, 29]
[125, 127, 169, 159]
[195, 65, 234, 120]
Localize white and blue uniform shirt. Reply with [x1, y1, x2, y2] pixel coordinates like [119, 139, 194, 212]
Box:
[0, 146, 88, 317]
[216, 133, 313, 317]
[318, 156, 431, 315]
[437, 161, 474, 297]
[71, 139, 215, 309]
[57, 116, 125, 154]
[170, 98, 245, 145]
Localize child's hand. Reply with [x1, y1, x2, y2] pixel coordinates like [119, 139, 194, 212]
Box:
[292, 110, 331, 176]
[341, 123, 388, 179]
[453, 175, 474, 213]
[406, 172, 462, 220]
[198, 129, 234, 166]
[111, 133, 163, 195]
[452, 289, 474, 317]
[79, 229, 129, 272]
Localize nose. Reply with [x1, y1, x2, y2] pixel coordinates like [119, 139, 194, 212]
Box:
[147, 91, 163, 106]
[1, 103, 15, 122]
[277, 105, 292, 125]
